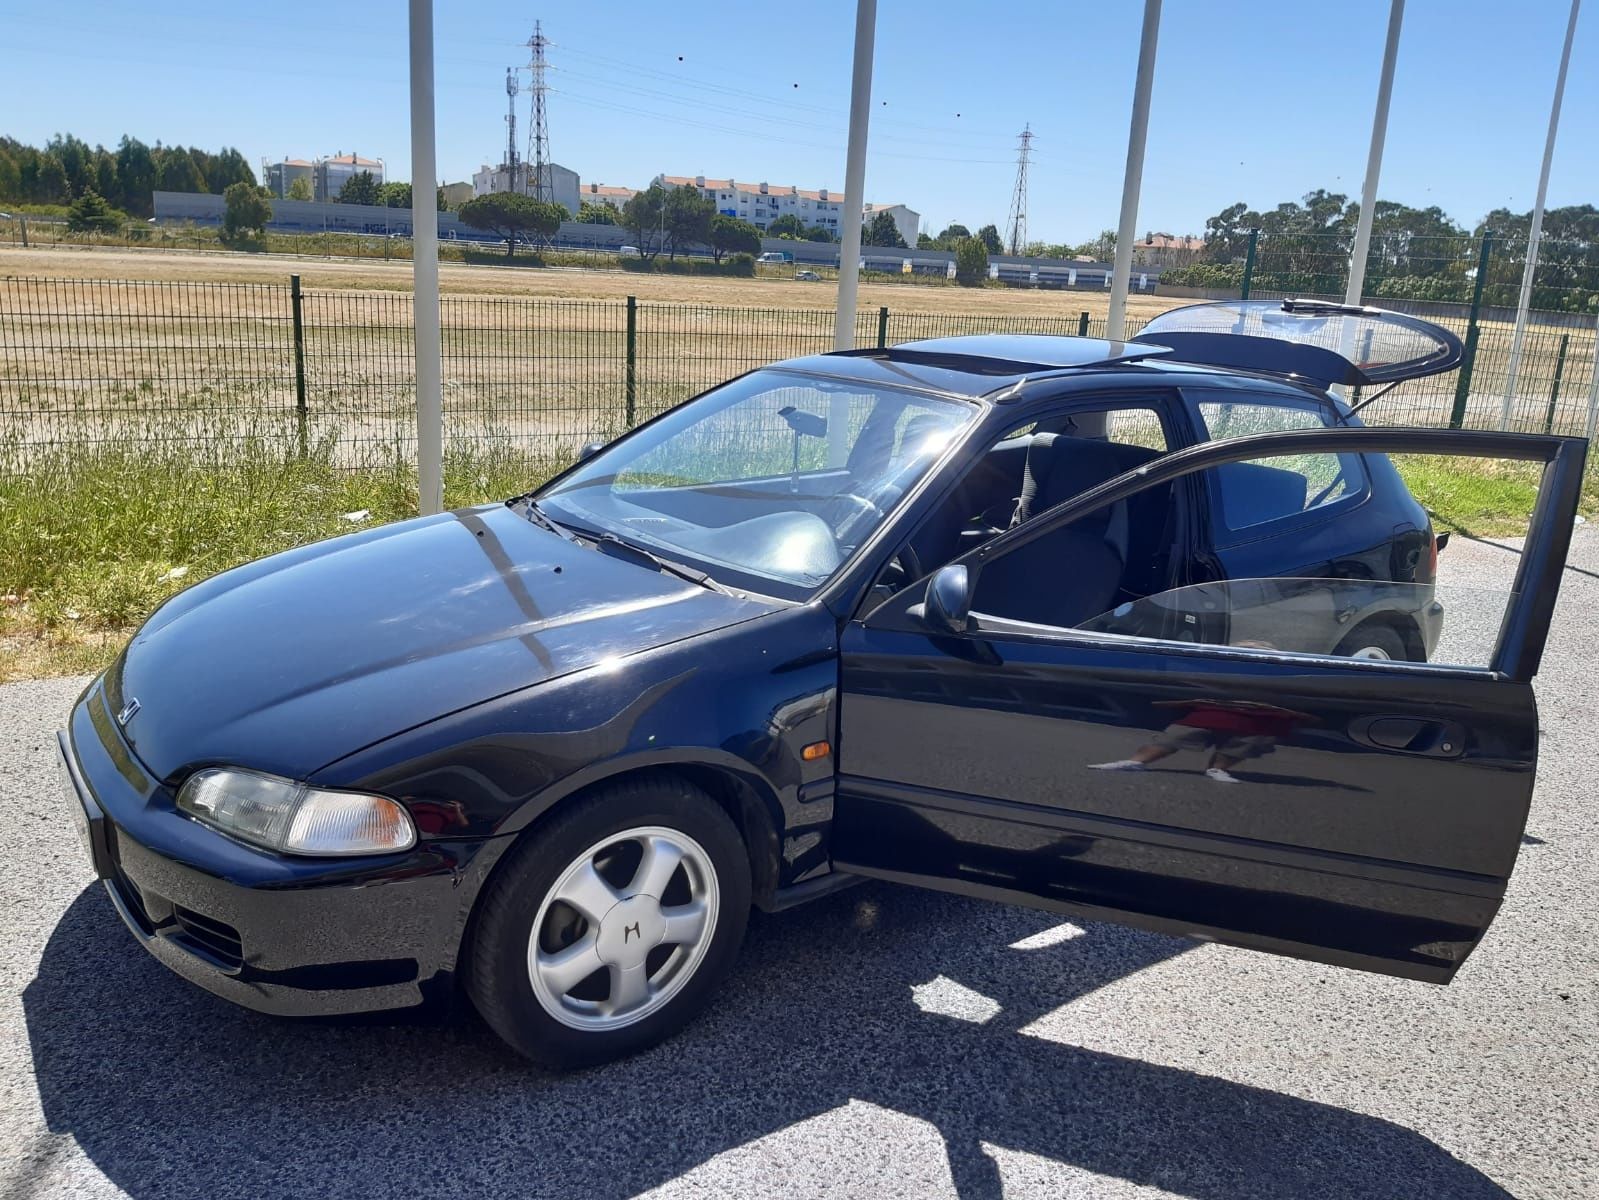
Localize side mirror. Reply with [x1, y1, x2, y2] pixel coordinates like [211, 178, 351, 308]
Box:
[578, 439, 605, 462]
[919, 564, 972, 634]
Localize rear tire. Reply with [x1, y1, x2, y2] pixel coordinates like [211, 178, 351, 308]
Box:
[466, 776, 751, 1069]
[1334, 622, 1410, 662]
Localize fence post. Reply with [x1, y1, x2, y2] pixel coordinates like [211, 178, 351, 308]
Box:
[1240, 228, 1259, 300]
[1542, 333, 1570, 433]
[1449, 232, 1494, 429]
[625, 296, 638, 428]
[876, 306, 889, 349]
[1078, 311, 1090, 337]
[290, 274, 308, 456]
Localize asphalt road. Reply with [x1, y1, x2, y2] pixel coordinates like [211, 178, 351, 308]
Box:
[1, 528, 1595, 1200]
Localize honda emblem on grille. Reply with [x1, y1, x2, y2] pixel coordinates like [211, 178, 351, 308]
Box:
[116, 697, 141, 726]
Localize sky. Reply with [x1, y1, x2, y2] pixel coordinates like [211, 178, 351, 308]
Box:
[3, 0, 1595, 244]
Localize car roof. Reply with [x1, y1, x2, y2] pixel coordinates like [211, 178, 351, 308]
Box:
[770, 335, 1323, 403]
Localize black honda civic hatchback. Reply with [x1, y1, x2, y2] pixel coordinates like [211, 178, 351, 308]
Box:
[59, 301, 1586, 1067]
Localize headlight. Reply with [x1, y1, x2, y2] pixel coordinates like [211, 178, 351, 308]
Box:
[176, 768, 416, 856]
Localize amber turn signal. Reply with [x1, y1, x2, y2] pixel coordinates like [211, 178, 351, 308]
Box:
[801, 741, 832, 761]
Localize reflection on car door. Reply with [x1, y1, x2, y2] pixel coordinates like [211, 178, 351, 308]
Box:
[831, 428, 1585, 983]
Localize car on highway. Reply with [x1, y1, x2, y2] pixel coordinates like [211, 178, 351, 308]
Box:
[58, 301, 1586, 1068]
[758, 250, 794, 265]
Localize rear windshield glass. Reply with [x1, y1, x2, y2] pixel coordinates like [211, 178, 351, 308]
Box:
[1140, 301, 1461, 385]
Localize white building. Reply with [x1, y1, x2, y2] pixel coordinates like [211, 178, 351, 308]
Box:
[580, 182, 637, 210]
[862, 202, 920, 249]
[313, 153, 385, 202]
[471, 162, 580, 214]
[653, 175, 851, 235]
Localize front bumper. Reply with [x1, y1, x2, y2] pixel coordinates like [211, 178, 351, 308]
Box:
[60, 686, 509, 1017]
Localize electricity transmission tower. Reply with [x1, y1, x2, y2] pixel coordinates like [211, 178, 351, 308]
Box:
[526, 22, 552, 202]
[1006, 124, 1034, 256]
[503, 68, 520, 186]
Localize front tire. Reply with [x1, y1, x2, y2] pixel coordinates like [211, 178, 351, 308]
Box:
[466, 776, 751, 1069]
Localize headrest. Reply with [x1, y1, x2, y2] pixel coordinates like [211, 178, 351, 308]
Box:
[1019, 433, 1159, 522]
[898, 413, 951, 461]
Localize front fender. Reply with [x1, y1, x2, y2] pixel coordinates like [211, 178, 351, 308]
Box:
[313, 603, 841, 881]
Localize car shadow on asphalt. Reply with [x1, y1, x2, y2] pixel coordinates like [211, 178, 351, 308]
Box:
[21, 883, 1509, 1200]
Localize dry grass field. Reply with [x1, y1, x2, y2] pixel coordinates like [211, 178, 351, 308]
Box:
[0, 245, 1182, 320]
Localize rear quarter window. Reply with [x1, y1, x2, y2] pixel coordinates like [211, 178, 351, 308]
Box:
[1187, 391, 1369, 538]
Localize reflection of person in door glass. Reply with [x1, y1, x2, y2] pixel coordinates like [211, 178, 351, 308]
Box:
[1089, 698, 1317, 783]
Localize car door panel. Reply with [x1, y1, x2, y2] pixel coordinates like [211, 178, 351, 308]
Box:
[834, 778, 1502, 983]
[833, 427, 1585, 984]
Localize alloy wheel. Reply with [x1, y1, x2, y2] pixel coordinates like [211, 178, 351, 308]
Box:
[527, 825, 719, 1031]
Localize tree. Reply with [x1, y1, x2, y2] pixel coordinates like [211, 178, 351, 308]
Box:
[376, 181, 412, 208]
[767, 213, 807, 239]
[457, 192, 564, 257]
[92, 149, 118, 202]
[203, 147, 256, 194]
[577, 200, 618, 225]
[48, 134, 94, 198]
[67, 188, 120, 234]
[708, 214, 761, 263]
[864, 210, 907, 248]
[803, 225, 835, 243]
[154, 146, 206, 194]
[663, 184, 715, 259]
[1075, 229, 1117, 261]
[954, 235, 988, 285]
[1203, 202, 1259, 263]
[620, 183, 668, 260]
[115, 136, 157, 216]
[221, 181, 271, 242]
[286, 176, 313, 201]
[35, 154, 69, 203]
[937, 223, 971, 245]
[337, 170, 380, 205]
[977, 223, 1003, 255]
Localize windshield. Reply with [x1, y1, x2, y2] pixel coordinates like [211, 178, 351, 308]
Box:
[539, 369, 975, 598]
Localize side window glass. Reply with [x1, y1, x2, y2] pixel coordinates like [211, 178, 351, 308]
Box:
[967, 446, 1524, 671]
[1192, 396, 1365, 532]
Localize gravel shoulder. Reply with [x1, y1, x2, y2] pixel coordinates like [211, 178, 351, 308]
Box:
[0, 529, 1594, 1199]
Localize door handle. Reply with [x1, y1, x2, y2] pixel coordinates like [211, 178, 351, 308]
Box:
[1348, 715, 1465, 758]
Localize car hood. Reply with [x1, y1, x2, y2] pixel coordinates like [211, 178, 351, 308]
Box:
[106, 505, 778, 781]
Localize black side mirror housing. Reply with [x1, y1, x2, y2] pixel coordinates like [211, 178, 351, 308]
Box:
[578, 440, 606, 462]
[918, 564, 972, 634]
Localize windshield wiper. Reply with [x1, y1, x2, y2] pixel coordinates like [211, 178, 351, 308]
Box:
[511, 496, 579, 542]
[594, 532, 733, 595]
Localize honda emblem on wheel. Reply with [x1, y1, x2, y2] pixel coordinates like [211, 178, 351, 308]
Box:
[623, 922, 640, 943]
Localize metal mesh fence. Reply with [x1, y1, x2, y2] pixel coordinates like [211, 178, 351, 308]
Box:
[2, 271, 1595, 477]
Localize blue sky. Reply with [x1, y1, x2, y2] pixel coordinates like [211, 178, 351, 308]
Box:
[4, 0, 1594, 243]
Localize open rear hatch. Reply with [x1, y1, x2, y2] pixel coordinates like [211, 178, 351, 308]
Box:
[1138, 299, 1463, 390]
